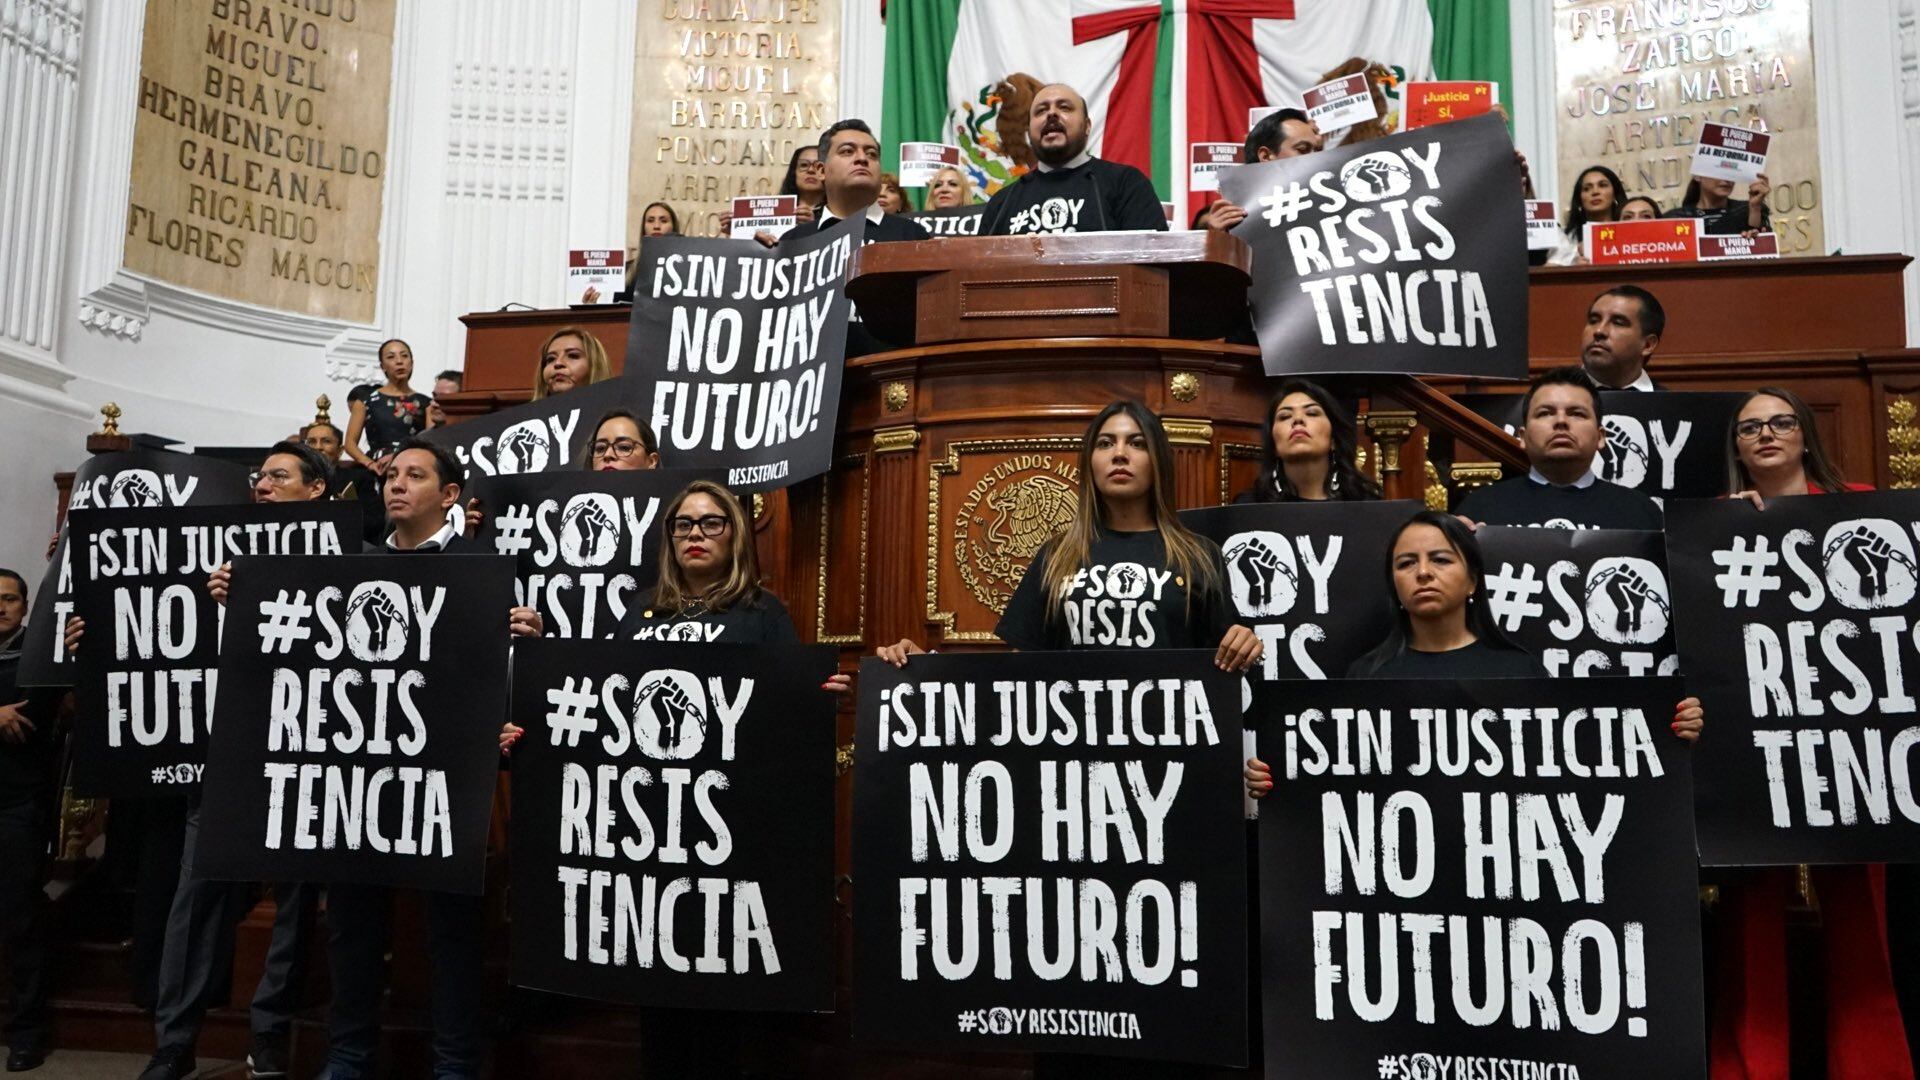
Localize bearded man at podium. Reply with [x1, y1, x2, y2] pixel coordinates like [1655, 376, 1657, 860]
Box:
[979, 82, 1168, 236]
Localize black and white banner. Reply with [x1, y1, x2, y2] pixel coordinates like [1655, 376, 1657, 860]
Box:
[195, 554, 515, 892]
[853, 651, 1248, 1066]
[469, 469, 714, 639]
[627, 215, 860, 491]
[906, 205, 986, 237]
[67, 503, 360, 796]
[1183, 500, 1421, 680]
[421, 376, 654, 479]
[1667, 493, 1920, 864]
[1259, 677, 1704, 1078]
[21, 451, 251, 686]
[1459, 392, 1742, 500]
[508, 639, 838, 1009]
[1219, 112, 1528, 379]
[1477, 527, 1677, 679]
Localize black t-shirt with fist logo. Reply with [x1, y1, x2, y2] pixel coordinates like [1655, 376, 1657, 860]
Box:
[995, 527, 1232, 651]
[617, 589, 799, 644]
[1455, 475, 1663, 531]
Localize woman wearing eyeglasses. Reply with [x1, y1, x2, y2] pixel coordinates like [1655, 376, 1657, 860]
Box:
[1711, 387, 1909, 1080]
[463, 411, 659, 533]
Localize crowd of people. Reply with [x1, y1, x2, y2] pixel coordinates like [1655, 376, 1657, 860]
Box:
[0, 77, 1899, 1080]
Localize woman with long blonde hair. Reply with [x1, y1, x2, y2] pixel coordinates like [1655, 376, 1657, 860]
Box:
[529, 326, 610, 400]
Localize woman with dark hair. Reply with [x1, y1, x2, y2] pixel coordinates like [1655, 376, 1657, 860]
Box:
[344, 338, 431, 475]
[1620, 195, 1662, 220]
[1244, 510, 1701, 797]
[1234, 380, 1382, 503]
[876, 172, 908, 214]
[639, 200, 679, 238]
[1711, 387, 1911, 1080]
[1547, 165, 1627, 265]
[465, 410, 659, 533]
[1669, 172, 1772, 236]
[879, 400, 1262, 669]
[777, 144, 825, 222]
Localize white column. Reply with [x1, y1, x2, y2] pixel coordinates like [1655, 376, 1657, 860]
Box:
[1508, 0, 1558, 206]
[842, 0, 884, 133]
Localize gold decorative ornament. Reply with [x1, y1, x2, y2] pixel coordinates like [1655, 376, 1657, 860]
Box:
[1217, 443, 1263, 505]
[314, 394, 333, 425]
[1424, 461, 1449, 511]
[97, 402, 122, 436]
[813, 456, 869, 646]
[835, 743, 855, 775]
[1450, 462, 1505, 489]
[1886, 397, 1920, 489]
[1362, 411, 1419, 476]
[873, 426, 920, 454]
[883, 381, 910, 412]
[1160, 418, 1213, 446]
[1168, 371, 1199, 403]
[928, 438, 1083, 638]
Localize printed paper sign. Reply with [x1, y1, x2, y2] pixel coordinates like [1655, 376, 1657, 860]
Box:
[1698, 233, 1781, 261]
[1586, 219, 1700, 266]
[196, 554, 515, 892]
[1249, 105, 1280, 129]
[627, 216, 861, 491]
[853, 651, 1249, 1065]
[1526, 199, 1561, 250]
[1458, 392, 1744, 501]
[421, 375, 654, 479]
[905, 205, 986, 237]
[21, 451, 251, 687]
[1401, 81, 1498, 130]
[1219, 113, 1529, 379]
[728, 195, 799, 241]
[67, 502, 361, 796]
[508, 639, 838, 1009]
[1302, 73, 1380, 131]
[1666, 492, 1920, 864]
[1188, 143, 1243, 193]
[1476, 527, 1678, 678]
[899, 142, 961, 187]
[1258, 677, 1705, 1078]
[566, 249, 625, 305]
[1691, 121, 1770, 183]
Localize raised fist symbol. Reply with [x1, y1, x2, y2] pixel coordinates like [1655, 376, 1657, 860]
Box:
[1224, 537, 1296, 612]
[1108, 564, 1144, 599]
[497, 427, 545, 473]
[1599, 424, 1648, 484]
[114, 474, 160, 507]
[566, 501, 616, 558]
[347, 589, 405, 656]
[1604, 568, 1654, 637]
[1840, 527, 1900, 601]
[638, 675, 707, 753]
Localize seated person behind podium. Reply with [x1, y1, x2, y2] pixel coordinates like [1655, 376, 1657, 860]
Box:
[531, 325, 610, 399]
[1667, 172, 1772, 237]
[927, 164, 973, 209]
[1581, 284, 1666, 391]
[1206, 107, 1325, 231]
[1545, 165, 1626, 266]
[1233, 379, 1382, 503]
[1452, 366, 1663, 531]
[1242, 510, 1702, 798]
[978, 83, 1167, 235]
[878, 400, 1262, 669]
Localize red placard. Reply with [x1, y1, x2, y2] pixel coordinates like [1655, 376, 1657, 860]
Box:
[1401, 81, 1497, 130]
[1585, 219, 1701, 266]
[1698, 232, 1781, 260]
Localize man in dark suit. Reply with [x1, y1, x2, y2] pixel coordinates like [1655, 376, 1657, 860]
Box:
[1582, 285, 1667, 391]
[0, 569, 60, 1074]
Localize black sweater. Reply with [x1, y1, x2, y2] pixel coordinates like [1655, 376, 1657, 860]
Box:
[1454, 476, 1664, 531]
[981, 157, 1167, 235]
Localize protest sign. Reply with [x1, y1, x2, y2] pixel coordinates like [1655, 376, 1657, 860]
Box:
[195, 554, 514, 892]
[853, 651, 1248, 1065]
[1477, 527, 1677, 679]
[1188, 143, 1241, 193]
[566, 248, 625, 305]
[1691, 121, 1770, 183]
[470, 468, 717, 638]
[1259, 677, 1704, 1078]
[1586, 219, 1699, 266]
[899, 142, 961, 187]
[1183, 501, 1421, 680]
[728, 195, 799, 241]
[1401, 81, 1498, 130]
[507, 639, 838, 1009]
[1219, 112, 1528, 379]
[1457, 391, 1742, 501]
[1525, 200, 1560, 250]
[906, 205, 986, 237]
[21, 450, 251, 686]
[1303, 73, 1380, 131]
[67, 502, 360, 796]
[627, 216, 860, 491]
[1667, 493, 1920, 864]
[1699, 233, 1780, 261]
[421, 376, 653, 479]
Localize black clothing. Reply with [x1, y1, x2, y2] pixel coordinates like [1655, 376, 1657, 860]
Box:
[1454, 475, 1663, 531]
[1663, 200, 1769, 236]
[785, 207, 930, 358]
[617, 590, 798, 644]
[1232, 471, 1380, 504]
[0, 630, 60, 803]
[981, 157, 1167, 236]
[1354, 639, 1547, 678]
[996, 527, 1232, 651]
[348, 384, 430, 456]
[0, 632, 57, 1057]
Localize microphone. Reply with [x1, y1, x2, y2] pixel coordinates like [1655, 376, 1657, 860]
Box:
[496, 302, 539, 312]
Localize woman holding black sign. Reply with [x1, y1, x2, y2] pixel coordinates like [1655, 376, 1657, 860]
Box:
[1233, 380, 1382, 504]
[1712, 388, 1912, 1080]
[462, 410, 660, 533]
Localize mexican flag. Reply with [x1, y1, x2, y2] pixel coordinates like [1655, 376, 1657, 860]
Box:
[881, 0, 1510, 222]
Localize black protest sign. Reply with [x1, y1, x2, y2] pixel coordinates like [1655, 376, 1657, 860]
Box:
[195, 554, 514, 892]
[853, 651, 1248, 1066]
[1477, 527, 1677, 679]
[1183, 500, 1421, 679]
[627, 216, 861, 491]
[469, 468, 714, 639]
[420, 376, 654, 479]
[1667, 492, 1920, 864]
[21, 451, 251, 686]
[1218, 112, 1528, 379]
[67, 503, 360, 796]
[1259, 677, 1703, 1079]
[906, 205, 986, 237]
[507, 638, 837, 1009]
[1458, 392, 1742, 500]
